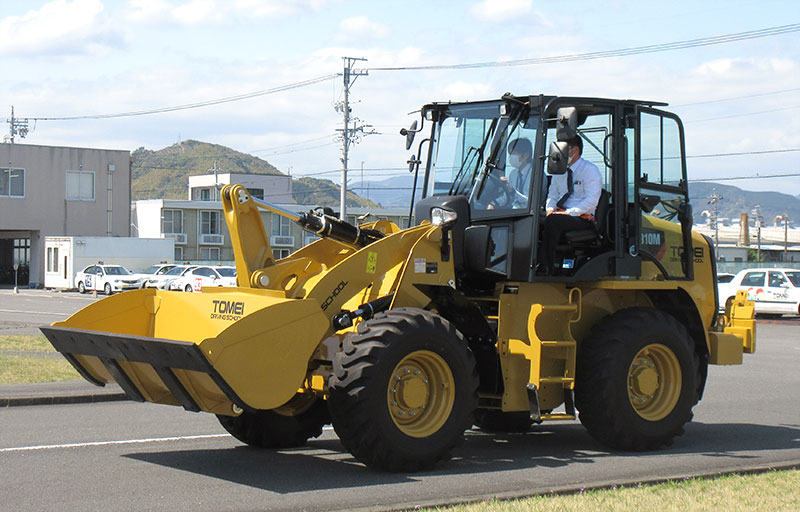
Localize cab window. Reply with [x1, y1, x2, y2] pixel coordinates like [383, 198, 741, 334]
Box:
[768, 272, 787, 288]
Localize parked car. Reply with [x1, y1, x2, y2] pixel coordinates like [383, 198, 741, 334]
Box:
[718, 268, 800, 316]
[75, 264, 144, 295]
[134, 263, 178, 288]
[169, 266, 237, 292]
[143, 265, 195, 290]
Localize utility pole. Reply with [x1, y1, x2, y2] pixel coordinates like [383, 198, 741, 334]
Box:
[752, 205, 762, 263]
[6, 107, 29, 143]
[777, 212, 789, 261]
[708, 189, 722, 252]
[334, 56, 373, 220]
[207, 160, 222, 201]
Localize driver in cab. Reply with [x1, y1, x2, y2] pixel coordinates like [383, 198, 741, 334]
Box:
[539, 135, 602, 275]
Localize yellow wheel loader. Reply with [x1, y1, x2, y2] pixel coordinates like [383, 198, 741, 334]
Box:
[42, 94, 756, 472]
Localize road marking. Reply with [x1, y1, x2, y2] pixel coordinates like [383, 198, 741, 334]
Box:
[0, 434, 229, 453]
[0, 309, 70, 317]
[0, 427, 336, 453]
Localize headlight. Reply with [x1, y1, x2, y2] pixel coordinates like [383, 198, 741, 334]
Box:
[431, 207, 457, 226]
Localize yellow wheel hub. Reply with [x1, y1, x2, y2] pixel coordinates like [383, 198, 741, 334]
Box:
[387, 350, 455, 438]
[627, 344, 682, 421]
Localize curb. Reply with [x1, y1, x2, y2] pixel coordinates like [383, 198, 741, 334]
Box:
[2, 392, 129, 408]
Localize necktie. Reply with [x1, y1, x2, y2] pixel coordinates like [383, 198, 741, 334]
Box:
[556, 167, 573, 210]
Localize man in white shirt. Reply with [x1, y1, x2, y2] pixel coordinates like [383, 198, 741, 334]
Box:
[540, 136, 602, 275]
[505, 137, 532, 208]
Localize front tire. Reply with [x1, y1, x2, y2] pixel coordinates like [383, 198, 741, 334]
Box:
[77, 281, 86, 294]
[103, 283, 112, 295]
[575, 308, 700, 451]
[217, 394, 329, 448]
[328, 308, 479, 471]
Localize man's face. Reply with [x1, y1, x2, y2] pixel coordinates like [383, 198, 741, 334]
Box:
[568, 145, 581, 165]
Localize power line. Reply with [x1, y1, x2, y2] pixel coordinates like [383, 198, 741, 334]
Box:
[369, 23, 800, 71]
[672, 87, 800, 107]
[27, 74, 338, 121]
[685, 105, 800, 123]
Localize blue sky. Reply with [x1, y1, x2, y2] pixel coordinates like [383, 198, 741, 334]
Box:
[1, 0, 799, 196]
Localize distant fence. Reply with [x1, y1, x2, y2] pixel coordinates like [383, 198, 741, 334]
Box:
[717, 261, 800, 274]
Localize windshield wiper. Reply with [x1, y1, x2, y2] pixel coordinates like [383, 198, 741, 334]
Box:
[449, 145, 479, 195]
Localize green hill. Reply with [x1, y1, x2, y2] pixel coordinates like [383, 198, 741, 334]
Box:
[131, 140, 378, 209]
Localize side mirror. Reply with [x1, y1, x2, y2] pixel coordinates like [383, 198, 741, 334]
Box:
[547, 141, 569, 175]
[400, 120, 418, 150]
[556, 107, 578, 141]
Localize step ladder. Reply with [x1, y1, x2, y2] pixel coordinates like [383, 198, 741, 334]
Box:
[508, 288, 581, 421]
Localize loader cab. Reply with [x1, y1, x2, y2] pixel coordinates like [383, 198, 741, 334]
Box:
[412, 94, 694, 289]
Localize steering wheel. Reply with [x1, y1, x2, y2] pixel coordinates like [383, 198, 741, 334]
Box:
[473, 170, 514, 210]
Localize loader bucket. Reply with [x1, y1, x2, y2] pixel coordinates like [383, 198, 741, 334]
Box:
[40, 288, 330, 415]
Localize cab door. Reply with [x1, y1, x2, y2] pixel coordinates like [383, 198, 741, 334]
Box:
[634, 108, 694, 280]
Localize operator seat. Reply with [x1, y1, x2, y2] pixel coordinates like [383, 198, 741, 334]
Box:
[562, 188, 611, 247]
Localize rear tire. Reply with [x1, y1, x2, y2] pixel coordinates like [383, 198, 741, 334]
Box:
[328, 308, 478, 471]
[217, 395, 329, 449]
[184, 284, 193, 292]
[77, 281, 85, 294]
[575, 308, 700, 451]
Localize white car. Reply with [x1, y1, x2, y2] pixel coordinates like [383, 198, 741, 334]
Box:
[75, 264, 144, 295]
[718, 268, 800, 316]
[169, 266, 237, 292]
[144, 265, 195, 290]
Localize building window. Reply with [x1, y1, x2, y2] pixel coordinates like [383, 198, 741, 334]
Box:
[47, 247, 59, 273]
[272, 248, 290, 260]
[201, 211, 220, 235]
[162, 209, 183, 234]
[174, 246, 183, 261]
[247, 188, 264, 200]
[199, 247, 220, 261]
[0, 168, 25, 197]
[272, 213, 291, 236]
[66, 170, 95, 200]
[14, 238, 30, 265]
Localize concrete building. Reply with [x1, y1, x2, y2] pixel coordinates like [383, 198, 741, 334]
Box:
[134, 198, 411, 263]
[188, 173, 292, 203]
[0, 143, 131, 287]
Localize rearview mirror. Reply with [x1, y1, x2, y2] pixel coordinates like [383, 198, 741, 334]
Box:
[400, 120, 418, 150]
[547, 141, 569, 175]
[556, 107, 578, 141]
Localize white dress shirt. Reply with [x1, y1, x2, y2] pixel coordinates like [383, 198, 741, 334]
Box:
[545, 157, 602, 216]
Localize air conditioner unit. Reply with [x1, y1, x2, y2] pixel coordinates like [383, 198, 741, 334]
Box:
[165, 233, 187, 244]
[271, 235, 295, 247]
[200, 234, 224, 245]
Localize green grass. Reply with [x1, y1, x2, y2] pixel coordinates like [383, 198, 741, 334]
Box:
[0, 335, 79, 384]
[0, 334, 55, 352]
[427, 469, 800, 512]
[0, 354, 79, 384]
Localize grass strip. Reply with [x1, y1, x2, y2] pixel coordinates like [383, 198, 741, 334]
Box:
[0, 354, 79, 384]
[0, 334, 55, 352]
[427, 469, 800, 512]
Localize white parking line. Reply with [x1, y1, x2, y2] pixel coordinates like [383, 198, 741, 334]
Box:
[0, 309, 70, 316]
[0, 434, 229, 453]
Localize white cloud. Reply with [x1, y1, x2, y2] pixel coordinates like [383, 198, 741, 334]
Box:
[0, 0, 119, 56]
[469, 0, 531, 23]
[123, 0, 330, 25]
[337, 16, 390, 42]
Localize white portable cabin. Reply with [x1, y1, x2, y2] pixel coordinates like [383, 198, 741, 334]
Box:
[44, 236, 175, 289]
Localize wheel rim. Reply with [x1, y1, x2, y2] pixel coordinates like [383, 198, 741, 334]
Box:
[387, 350, 455, 438]
[627, 343, 682, 421]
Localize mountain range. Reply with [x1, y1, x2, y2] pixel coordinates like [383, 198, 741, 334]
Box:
[131, 140, 377, 209]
